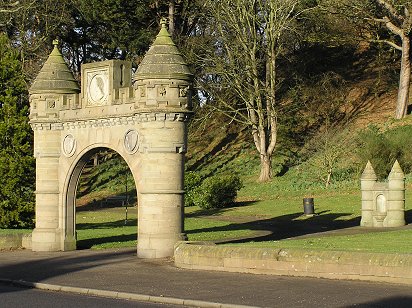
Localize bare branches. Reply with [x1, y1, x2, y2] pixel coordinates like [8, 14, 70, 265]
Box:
[197, 0, 312, 180]
[0, 1, 20, 13]
[371, 38, 402, 50]
[374, 0, 403, 22]
[369, 15, 404, 36]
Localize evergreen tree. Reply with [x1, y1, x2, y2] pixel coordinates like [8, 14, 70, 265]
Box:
[0, 33, 35, 228]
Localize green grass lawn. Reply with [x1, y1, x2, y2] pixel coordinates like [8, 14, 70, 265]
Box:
[2, 180, 411, 253]
[0, 229, 31, 235]
[76, 206, 137, 249]
[232, 229, 412, 254]
[73, 181, 412, 253]
[75, 206, 257, 249]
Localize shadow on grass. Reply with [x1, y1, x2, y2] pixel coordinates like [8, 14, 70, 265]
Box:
[406, 209, 412, 223]
[74, 202, 412, 249]
[187, 210, 360, 243]
[77, 233, 137, 250]
[187, 205, 412, 244]
[185, 201, 256, 218]
[77, 219, 137, 230]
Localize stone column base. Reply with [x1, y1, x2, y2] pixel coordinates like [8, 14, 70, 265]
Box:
[137, 232, 187, 258]
[63, 235, 76, 251]
[384, 219, 406, 227]
[31, 228, 62, 252]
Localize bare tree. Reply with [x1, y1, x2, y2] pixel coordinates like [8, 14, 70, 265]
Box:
[1, 0, 74, 79]
[372, 0, 412, 119]
[199, 0, 309, 182]
[323, 0, 412, 119]
[303, 126, 353, 187]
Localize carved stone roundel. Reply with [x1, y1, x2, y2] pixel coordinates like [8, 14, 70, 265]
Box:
[63, 134, 76, 157]
[124, 130, 139, 154]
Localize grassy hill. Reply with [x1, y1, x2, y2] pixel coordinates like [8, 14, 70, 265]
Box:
[74, 43, 411, 201]
[77, 72, 412, 207]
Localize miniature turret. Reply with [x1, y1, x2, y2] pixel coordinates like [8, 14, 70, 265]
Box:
[387, 160, 406, 227]
[360, 160, 406, 228]
[360, 161, 377, 226]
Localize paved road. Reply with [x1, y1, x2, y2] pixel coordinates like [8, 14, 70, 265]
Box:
[0, 284, 178, 308]
[0, 249, 411, 307]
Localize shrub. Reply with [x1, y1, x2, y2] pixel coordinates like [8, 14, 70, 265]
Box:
[184, 171, 203, 207]
[190, 174, 243, 210]
[357, 125, 412, 179]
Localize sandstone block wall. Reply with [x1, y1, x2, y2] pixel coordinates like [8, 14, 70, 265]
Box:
[174, 242, 412, 285]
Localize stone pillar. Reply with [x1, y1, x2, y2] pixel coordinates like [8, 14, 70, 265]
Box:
[360, 161, 377, 227]
[29, 40, 80, 251]
[386, 160, 406, 227]
[31, 128, 62, 251]
[133, 20, 193, 258]
[137, 117, 187, 258]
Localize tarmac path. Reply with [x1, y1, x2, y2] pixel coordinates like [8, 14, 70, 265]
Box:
[0, 248, 411, 307]
[0, 284, 179, 308]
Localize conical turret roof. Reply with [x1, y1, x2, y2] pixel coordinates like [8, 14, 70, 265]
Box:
[361, 161, 377, 180]
[134, 20, 193, 81]
[389, 160, 404, 179]
[29, 40, 80, 94]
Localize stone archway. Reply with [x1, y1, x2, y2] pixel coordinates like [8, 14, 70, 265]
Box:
[28, 23, 192, 258]
[64, 146, 137, 251]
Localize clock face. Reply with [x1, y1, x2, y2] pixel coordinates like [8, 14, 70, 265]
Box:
[87, 70, 109, 106]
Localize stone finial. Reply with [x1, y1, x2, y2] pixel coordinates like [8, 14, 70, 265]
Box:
[361, 161, 377, 180]
[29, 39, 79, 94]
[160, 17, 168, 28]
[388, 160, 405, 179]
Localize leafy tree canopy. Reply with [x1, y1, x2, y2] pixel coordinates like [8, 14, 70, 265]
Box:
[0, 33, 35, 228]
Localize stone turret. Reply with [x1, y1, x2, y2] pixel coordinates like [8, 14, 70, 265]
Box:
[132, 20, 193, 258]
[360, 160, 406, 228]
[29, 40, 80, 252]
[29, 40, 79, 94]
[29, 39, 80, 123]
[133, 19, 193, 111]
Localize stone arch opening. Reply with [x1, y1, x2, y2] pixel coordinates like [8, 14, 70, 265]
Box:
[64, 147, 137, 250]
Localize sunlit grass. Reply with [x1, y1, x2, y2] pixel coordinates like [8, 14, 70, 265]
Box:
[232, 229, 412, 254]
[1, 181, 411, 254]
[76, 206, 137, 249]
[0, 229, 31, 235]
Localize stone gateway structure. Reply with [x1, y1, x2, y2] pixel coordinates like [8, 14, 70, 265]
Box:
[28, 23, 193, 258]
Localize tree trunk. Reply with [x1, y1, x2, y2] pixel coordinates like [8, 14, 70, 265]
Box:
[258, 154, 271, 182]
[395, 35, 411, 119]
[326, 168, 332, 188]
[168, 0, 175, 35]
